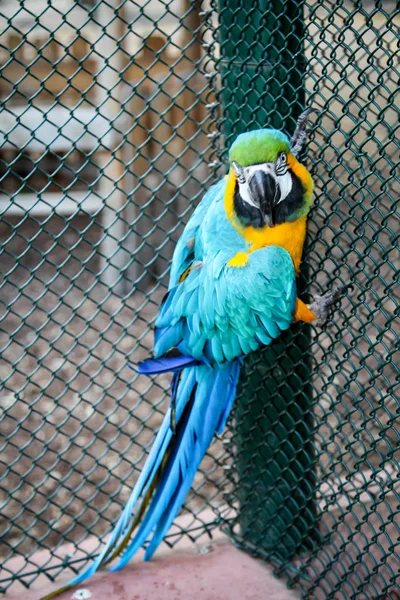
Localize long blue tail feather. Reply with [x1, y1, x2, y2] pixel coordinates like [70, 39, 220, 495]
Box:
[53, 359, 240, 593]
[113, 361, 240, 569]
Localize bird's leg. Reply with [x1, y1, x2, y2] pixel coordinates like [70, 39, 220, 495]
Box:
[308, 285, 346, 327]
[294, 285, 346, 327]
[293, 298, 317, 323]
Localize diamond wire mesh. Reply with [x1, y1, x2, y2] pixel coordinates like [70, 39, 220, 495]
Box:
[0, 0, 398, 598]
[207, 2, 399, 599]
[0, 0, 221, 592]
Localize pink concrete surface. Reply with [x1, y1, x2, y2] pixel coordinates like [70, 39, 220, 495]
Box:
[7, 542, 300, 600]
[5, 510, 299, 600]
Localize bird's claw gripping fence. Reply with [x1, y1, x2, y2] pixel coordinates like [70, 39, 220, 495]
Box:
[0, 1, 398, 598]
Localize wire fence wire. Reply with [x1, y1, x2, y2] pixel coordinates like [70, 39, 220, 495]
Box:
[0, 0, 398, 598]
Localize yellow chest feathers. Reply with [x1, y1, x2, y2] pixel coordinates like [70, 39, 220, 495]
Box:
[224, 172, 307, 274]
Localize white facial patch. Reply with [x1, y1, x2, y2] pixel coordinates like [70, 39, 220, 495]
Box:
[237, 181, 259, 208]
[232, 161, 258, 208]
[275, 170, 293, 203]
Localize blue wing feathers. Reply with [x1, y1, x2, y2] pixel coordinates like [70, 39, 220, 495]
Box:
[153, 324, 183, 357]
[184, 288, 198, 316]
[169, 179, 225, 287]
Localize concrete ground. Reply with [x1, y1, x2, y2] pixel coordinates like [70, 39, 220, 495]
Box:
[5, 520, 300, 600]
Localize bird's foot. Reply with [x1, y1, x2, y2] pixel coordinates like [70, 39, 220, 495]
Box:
[308, 284, 346, 327]
[290, 107, 320, 157]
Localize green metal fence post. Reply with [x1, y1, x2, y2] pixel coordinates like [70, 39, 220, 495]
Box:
[218, 0, 319, 561]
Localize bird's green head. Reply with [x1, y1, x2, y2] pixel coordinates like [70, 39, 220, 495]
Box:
[228, 125, 313, 229]
[229, 129, 290, 167]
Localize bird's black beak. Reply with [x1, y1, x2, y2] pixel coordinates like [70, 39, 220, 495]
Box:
[248, 170, 280, 227]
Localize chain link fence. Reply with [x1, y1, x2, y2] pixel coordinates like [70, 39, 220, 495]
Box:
[0, 0, 398, 598]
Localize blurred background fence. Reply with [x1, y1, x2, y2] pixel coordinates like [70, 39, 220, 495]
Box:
[0, 1, 399, 598]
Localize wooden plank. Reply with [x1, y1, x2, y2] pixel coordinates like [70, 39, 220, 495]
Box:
[124, 83, 152, 290]
[0, 191, 102, 216]
[0, 105, 114, 153]
[95, 0, 127, 294]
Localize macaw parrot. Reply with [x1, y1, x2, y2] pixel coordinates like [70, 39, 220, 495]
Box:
[43, 109, 343, 599]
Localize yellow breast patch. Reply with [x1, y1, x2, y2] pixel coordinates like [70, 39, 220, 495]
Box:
[227, 252, 249, 268]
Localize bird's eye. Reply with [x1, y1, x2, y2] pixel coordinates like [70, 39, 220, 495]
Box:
[275, 152, 287, 175]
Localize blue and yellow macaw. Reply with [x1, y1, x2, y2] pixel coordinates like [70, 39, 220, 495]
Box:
[43, 110, 343, 598]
